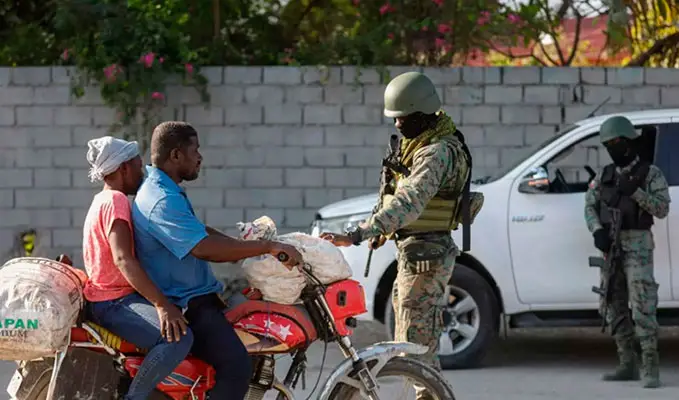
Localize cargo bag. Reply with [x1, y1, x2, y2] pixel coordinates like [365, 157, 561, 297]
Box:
[0, 257, 86, 360]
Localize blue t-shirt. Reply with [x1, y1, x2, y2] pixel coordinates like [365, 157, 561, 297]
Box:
[132, 165, 223, 308]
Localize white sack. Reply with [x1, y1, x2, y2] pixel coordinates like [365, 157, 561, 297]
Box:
[237, 216, 353, 305]
[0, 257, 85, 360]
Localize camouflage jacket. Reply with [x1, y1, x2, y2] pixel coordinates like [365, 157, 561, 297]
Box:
[360, 134, 461, 241]
[584, 158, 671, 251]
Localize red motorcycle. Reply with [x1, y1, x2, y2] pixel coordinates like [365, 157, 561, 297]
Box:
[7, 255, 455, 400]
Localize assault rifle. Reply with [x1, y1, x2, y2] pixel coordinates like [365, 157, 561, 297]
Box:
[589, 207, 623, 334]
[363, 134, 409, 278]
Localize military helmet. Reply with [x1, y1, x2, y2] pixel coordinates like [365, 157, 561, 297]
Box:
[383, 72, 441, 118]
[599, 116, 640, 143]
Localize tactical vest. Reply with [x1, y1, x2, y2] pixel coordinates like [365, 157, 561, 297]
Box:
[597, 161, 653, 231]
[382, 131, 477, 234]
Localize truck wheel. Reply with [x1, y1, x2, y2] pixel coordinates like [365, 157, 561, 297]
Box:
[385, 263, 499, 369]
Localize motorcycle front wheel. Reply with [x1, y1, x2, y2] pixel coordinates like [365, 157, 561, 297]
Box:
[328, 356, 456, 400]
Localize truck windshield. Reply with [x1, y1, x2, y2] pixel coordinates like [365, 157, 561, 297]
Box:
[473, 123, 580, 184]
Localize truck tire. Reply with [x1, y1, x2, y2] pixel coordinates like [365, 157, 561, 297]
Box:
[385, 263, 499, 369]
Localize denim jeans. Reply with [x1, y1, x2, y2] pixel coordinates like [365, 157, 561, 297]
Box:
[88, 293, 194, 400]
[184, 293, 253, 400]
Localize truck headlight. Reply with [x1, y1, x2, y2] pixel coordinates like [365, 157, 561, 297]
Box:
[309, 213, 372, 237]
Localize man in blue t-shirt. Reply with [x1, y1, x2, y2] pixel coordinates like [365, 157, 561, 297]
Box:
[132, 121, 303, 399]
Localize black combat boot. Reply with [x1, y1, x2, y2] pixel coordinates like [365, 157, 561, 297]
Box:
[640, 336, 660, 388]
[602, 337, 639, 381]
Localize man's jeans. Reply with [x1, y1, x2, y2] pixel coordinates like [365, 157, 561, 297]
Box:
[89, 293, 252, 400]
[184, 293, 253, 400]
[88, 293, 193, 400]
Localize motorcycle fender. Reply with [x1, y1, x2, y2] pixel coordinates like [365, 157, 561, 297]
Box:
[317, 341, 428, 400]
[6, 359, 52, 400]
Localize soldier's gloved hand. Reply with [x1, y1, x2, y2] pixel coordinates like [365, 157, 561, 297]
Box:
[593, 229, 611, 253]
[618, 174, 641, 196]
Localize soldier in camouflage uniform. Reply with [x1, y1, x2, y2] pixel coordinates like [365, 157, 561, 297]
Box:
[321, 71, 483, 399]
[585, 115, 671, 389]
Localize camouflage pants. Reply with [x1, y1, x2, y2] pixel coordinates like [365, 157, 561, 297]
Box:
[598, 248, 659, 361]
[393, 233, 458, 399]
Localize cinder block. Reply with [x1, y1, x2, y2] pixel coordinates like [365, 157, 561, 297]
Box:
[484, 125, 525, 146]
[204, 126, 246, 147]
[15, 189, 53, 208]
[204, 168, 245, 188]
[11, 67, 51, 86]
[484, 86, 522, 104]
[582, 86, 622, 104]
[244, 168, 284, 187]
[200, 66, 224, 84]
[264, 147, 305, 167]
[501, 106, 541, 124]
[364, 86, 387, 105]
[302, 66, 341, 85]
[52, 229, 82, 247]
[541, 67, 579, 84]
[607, 67, 644, 85]
[342, 67, 381, 84]
[525, 125, 558, 145]
[324, 85, 363, 104]
[262, 189, 304, 208]
[461, 106, 500, 124]
[304, 148, 345, 166]
[660, 88, 679, 106]
[30, 209, 71, 228]
[30, 127, 72, 147]
[186, 106, 224, 125]
[0, 68, 9, 86]
[621, 87, 660, 105]
[33, 87, 71, 105]
[421, 67, 461, 84]
[224, 67, 262, 84]
[524, 86, 560, 104]
[224, 148, 265, 167]
[263, 67, 302, 85]
[210, 86, 245, 106]
[580, 68, 606, 84]
[184, 188, 224, 208]
[0, 88, 34, 106]
[325, 168, 364, 187]
[51, 67, 76, 85]
[304, 105, 342, 124]
[285, 86, 323, 103]
[503, 67, 540, 84]
[0, 107, 13, 126]
[0, 128, 30, 148]
[14, 148, 53, 167]
[344, 147, 382, 167]
[244, 126, 284, 146]
[35, 169, 71, 188]
[284, 127, 324, 147]
[92, 107, 115, 126]
[53, 107, 92, 126]
[51, 189, 97, 208]
[0, 189, 13, 207]
[245, 86, 284, 104]
[325, 126, 365, 146]
[0, 169, 32, 187]
[0, 209, 31, 227]
[304, 188, 344, 208]
[343, 105, 382, 124]
[264, 104, 302, 124]
[285, 168, 324, 187]
[224, 105, 262, 124]
[445, 86, 483, 105]
[53, 148, 93, 168]
[645, 68, 679, 84]
[541, 106, 563, 124]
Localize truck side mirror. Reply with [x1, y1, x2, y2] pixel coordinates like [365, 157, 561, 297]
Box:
[518, 167, 550, 194]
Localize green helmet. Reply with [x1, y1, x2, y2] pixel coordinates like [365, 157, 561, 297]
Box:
[599, 116, 640, 143]
[383, 72, 441, 118]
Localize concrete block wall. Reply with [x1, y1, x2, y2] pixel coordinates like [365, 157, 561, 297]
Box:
[2, 65, 679, 267]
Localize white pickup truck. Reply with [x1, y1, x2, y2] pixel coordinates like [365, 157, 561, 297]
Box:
[309, 108, 679, 369]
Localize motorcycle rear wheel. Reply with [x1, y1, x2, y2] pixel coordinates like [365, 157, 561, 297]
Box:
[328, 356, 456, 399]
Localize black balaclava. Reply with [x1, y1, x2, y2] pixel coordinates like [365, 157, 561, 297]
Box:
[605, 138, 637, 167]
[396, 112, 438, 139]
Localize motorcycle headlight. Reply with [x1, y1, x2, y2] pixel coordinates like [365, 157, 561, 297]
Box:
[310, 213, 372, 237]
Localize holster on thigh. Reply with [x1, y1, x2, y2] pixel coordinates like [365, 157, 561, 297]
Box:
[398, 236, 451, 275]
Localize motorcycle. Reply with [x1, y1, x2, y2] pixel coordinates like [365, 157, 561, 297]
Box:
[7, 254, 456, 400]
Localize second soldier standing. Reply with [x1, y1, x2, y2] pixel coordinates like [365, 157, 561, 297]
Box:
[585, 116, 671, 388]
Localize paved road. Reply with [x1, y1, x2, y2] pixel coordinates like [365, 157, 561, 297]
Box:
[2, 325, 679, 399]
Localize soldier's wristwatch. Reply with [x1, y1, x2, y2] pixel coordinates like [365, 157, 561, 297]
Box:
[345, 226, 363, 246]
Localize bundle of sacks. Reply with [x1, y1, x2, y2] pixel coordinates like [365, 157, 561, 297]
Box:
[237, 216, 353, 304]
[0, 257, 87, 360]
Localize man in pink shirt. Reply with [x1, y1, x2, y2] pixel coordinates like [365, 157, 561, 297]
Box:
[82, 136, 191, 399]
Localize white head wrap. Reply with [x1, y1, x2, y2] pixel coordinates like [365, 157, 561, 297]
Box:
[86, 136, 140, 182]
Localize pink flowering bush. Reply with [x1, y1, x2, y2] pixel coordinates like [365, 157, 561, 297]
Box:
[54, 0, 209, 151]
[283, 0, 549, 69]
